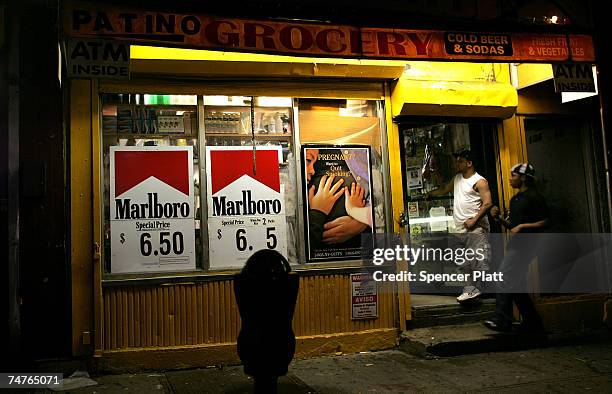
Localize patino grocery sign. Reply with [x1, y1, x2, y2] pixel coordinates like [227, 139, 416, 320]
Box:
[62, 2, 596, 63]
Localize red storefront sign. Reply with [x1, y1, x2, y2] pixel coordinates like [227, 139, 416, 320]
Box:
[63, 2, 595, 62]
[361, 29, 595, 62]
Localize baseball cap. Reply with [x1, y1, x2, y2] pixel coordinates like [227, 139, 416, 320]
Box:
[453, 148, 473, 161]
[511, 162, 535, 178]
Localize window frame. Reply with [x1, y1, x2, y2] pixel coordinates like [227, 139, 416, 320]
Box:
[96, 88, 393, 284]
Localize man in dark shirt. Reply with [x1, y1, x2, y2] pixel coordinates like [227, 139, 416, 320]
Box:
[484, 163, 548, 334]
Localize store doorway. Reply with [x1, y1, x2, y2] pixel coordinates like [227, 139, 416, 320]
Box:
[398, 119, 501, 325]
[524, 117, 601, 233]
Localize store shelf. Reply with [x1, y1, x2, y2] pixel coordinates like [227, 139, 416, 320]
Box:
[104, 133, 196, 139]
[204, 105, 289, 111]
[408, 216, 454, 224]
[106, 104, 287, 111]
[205, 133, 292, 139]
[204, 105, 291, 135]
[109, 104, 196, 110]
[408, 195, 454, 202]
[103, 133, 292, 139]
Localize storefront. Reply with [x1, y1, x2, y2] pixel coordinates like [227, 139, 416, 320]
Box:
[62, 2, 606, 371]
[71, 56, 404, 371]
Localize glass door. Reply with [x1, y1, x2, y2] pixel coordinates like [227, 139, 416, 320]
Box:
[399, 120, 499, 293]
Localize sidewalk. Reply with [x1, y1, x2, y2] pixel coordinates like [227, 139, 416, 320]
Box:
[39, 334, 612, 393]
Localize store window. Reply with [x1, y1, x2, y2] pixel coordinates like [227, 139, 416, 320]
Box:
[298, 99, 388, 263]
[100, 94, 388, 275]
[101, 94, 200, 274]
[202, 96, 296, 269]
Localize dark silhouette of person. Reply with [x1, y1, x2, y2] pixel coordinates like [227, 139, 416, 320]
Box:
[485, 163, 548, 334]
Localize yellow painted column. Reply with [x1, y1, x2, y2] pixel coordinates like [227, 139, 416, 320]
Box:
[385, 82, 411, 325]
[91, 81, 104, 354]
[70, 79, 94, 356]
[498, 115, 527, 211]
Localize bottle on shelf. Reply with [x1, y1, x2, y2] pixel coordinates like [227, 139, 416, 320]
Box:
[147, 109, 157, 134]
[231, 112, 240, 134]
[274, 112, 283, 134]
[261, 113, 274, 134]
[117, 107, 133, 134]
[281, 114, 291, 134]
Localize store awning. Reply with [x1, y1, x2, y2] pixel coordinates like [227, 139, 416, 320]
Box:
[130, 45, 406, 80]
[391, 78, 518, 118]
[391, 62, 518, 119]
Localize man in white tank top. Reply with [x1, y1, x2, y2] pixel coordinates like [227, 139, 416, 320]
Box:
[426, 149, 492, 302]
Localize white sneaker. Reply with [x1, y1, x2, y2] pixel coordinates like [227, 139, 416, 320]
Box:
[457, 288, 481, 303]
[456, 292, 470, 302]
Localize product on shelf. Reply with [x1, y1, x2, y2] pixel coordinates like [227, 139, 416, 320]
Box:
[204, 111, 241, 134]
[117, 108, 133, 133]
[102, 115, 117, 133]
[157, 115, 184, 133]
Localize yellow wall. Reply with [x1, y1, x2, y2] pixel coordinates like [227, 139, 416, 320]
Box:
[100, 276, 398, 352]
[496, 116, 527, 212]
[70, 79, 94, 356]
[384, 83, 412, 324]
[516, 63, 553, 89]
[401, 61, 511, 83]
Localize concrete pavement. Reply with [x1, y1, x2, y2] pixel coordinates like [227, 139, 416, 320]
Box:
[37, 334, 612, 393]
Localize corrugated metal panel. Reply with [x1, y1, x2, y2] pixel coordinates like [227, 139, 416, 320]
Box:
[101, 275, 398, 350]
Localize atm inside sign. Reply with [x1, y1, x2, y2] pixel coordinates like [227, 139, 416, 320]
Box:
[553, 63, 595, 93]
[66, 38, 130, 79]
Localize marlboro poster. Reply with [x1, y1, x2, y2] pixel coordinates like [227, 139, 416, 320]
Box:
[110, 146, 196, 273]
[302, 145, 375, 262]
[206, 146, 288, 269]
